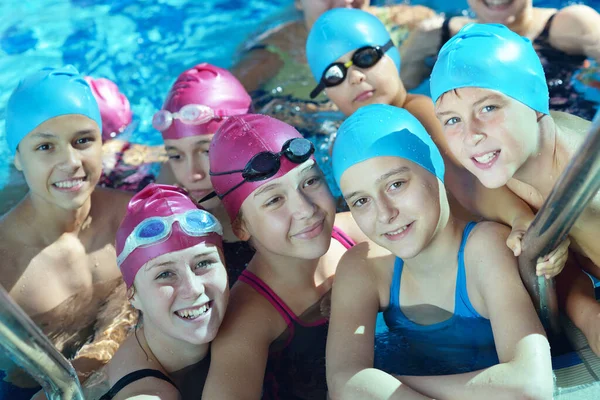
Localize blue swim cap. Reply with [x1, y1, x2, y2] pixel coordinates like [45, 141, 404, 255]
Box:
[306, 8, 401, 83]
[332, 104, 445, 188]
[5, 65, 102, 154]
[430, 23, 549, 114]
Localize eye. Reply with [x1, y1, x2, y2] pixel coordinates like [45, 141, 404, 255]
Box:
[265, 196, 282, 207]
[303, 176, 321, 188]
[444, 117, 460, 126]
[168, 153, 181, 161]
[389, 181, 404, 191]
[482, 105, 497, 113]
[196, 259, 216, 269]
[352, 197, 369, 208]
[75, 137, 94, 145]
[36, 143, 52, 151]
[156, 270, 174, 280]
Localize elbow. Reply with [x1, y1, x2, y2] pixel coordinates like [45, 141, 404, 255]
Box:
[327, 371, 350, 400]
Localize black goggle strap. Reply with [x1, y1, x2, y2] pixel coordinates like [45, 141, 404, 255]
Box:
[310, 81, 326, 99]
[380, 39, 394, 54]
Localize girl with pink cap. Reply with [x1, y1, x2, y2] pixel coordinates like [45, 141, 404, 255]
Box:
[201, 114, 366, 399]
[154, 63, 254, 286]
[96, 183, 229, 399]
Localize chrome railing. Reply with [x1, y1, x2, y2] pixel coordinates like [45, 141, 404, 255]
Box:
[518, 115, 600, 336]
[0, 284, 84, 400]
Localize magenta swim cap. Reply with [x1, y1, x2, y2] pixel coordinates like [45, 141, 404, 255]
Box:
[84, 76, 132, 141]
[209, 114, 311, 220]
[158, 63, 251, 140]
[116, 184, 223, 288]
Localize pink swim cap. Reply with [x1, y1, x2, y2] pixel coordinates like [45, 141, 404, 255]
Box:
[116, 184, 223, 288]
[158, 63, 252, 140]
[209, 114, 312, 220]
[84, 76, 132, 141]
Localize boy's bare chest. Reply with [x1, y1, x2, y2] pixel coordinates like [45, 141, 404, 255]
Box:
[9, 233, 121, 316]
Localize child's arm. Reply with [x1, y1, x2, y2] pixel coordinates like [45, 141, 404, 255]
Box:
[327, 243, 432, 400]
[202, 286, 279, 400]
[397, 223, 554, 400]
[551, 5, 600, 62]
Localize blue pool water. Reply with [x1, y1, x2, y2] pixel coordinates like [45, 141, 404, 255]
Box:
[0, 0, 597, 192]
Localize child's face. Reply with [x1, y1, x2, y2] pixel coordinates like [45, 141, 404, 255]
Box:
[325, 49, 401, 116]
[299, 0, 370, 29]
[340, 156, 443, 259]
[239, 160, 336, 260]
[467, 0, 531, 24]
[435, 87, 539, 189]
[132, 242, 229, 346]
[165, 135, 220, 210]
[14, 114, 102, 210]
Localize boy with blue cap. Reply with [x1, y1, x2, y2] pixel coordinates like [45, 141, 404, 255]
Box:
[0, 66, 133, 393]
[431, 23, 600, 356]
[326, 104, 553, 399]
[306, 8, 568, 279]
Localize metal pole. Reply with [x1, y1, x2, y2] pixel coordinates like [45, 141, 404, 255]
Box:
[0, 284, 84, 400]
[518, 115, 600, 336]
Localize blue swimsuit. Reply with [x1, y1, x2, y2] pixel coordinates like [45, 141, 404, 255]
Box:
[375, 222, 499, 376]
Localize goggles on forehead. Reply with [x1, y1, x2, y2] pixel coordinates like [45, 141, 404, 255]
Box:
[310, 40, 395, 99]
[200, 138, 315, 203]
[116, 209, 223, 267]
[152, 104, 247, 132]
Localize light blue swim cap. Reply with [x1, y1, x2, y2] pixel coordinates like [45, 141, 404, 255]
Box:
[332, 104, 445, 188]
[430, 23, 549, 114]
[306, 8, 401, 82]
[5, 65, 102, 154]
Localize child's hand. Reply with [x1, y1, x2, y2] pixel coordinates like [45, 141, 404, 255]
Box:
[506, 217, 571, 279]
[536, 238, 570, 279]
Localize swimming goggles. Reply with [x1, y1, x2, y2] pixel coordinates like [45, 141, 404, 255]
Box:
[201, 137, 315, 202]
[116, 209, 223, 267]
[152, 104, 247, 132]
[310, 40, 395, 99]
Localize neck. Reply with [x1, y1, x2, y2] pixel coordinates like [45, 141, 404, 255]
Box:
[403, 213, 464, 278]
[142, 324, 209, 374]
[252, 245, 324, 287]
[390, 82, 408, 108]
[513, 115, 565, 196]
[22, 193, 93, 244]
[495, 4, 535, 36]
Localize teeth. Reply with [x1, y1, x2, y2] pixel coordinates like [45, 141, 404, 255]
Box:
[484, 0, 512, 7]
[387, 225, 409, 236]
[54, 179, 84, 188]
[474, 151, 498, 164]
[177, 304, 210, 319]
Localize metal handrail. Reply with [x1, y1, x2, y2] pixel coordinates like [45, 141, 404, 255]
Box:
[0, 284, 84, 400]
[518, 115, 600, 336]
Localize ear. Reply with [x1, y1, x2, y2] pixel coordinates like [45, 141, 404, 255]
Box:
[231, 215, 251, 241]
[13, 150, 23, 171]
[127, 286, 143, 311]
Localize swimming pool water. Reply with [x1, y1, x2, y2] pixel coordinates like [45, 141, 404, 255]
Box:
[0, 0, 597, 192]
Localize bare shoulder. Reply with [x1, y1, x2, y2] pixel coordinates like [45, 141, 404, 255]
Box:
[553, 4, 598, 27]
[214, 280, 285, 346]
[105, 335, 179, 400]
[464, 221, 515, 276]
[337, 241, 395, 289]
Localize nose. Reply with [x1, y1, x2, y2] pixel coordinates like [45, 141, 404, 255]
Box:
[57, 145, 83, 172]
[347, 66, 366, 85]
[465, 118, 486, 147]
[187, 156, 208, 183]
[375, 195, 398, 225]
[180, 269, 205, 299]
[290, 189, 317, 220]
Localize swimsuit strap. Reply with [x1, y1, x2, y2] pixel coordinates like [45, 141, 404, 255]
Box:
[99, 369, 177, 400]
[239, 270, 296, 326]
[537, 13, 556, 42]
[331, 225, 355, 249]
[440, 17, 453, 50]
